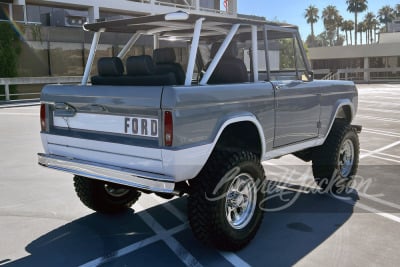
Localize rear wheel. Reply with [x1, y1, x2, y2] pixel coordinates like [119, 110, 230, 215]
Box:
[312, 120, 360, 194]
[73, 176, 141, 213]
[188, 151, 265, 251]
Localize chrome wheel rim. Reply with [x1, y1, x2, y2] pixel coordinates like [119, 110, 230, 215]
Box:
[104, 184, 130, 198]
[225, 173, 257, 230]
[339, 139, 355, 177]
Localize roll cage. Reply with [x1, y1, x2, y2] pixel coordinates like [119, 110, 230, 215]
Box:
[81, 11, 312, 86]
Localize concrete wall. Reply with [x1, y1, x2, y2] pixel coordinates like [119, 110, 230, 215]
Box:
[309, 43, 400, 60]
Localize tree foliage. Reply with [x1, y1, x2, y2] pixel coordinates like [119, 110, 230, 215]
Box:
[305, 5, 319, 44]
[346, 0, 368, 45]
[322, 5, 340, 46]
[378, 5, 396, 32]
[0, 22, 21, 100]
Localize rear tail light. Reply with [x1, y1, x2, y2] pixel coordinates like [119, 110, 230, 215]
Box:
[40, 104, 47, 131]
[164, 111, 173, 146]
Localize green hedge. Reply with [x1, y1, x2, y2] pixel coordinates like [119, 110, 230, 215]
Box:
[0, 22, 21, 100]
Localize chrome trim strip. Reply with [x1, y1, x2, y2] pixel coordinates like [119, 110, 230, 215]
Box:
[38, 153, 175, 193]
[263, 138, 325, 160]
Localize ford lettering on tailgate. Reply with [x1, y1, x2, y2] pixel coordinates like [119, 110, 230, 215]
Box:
[124, 117, 158, 137]
[53, 113, 158, 138]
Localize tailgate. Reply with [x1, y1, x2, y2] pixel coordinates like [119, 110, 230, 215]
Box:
[40, 84, 164, 174]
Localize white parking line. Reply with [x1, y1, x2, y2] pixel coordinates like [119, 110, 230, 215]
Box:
[344, 200, 400, 224]
[357, 115, 400, 123]
[150, 195, 252, 267]
[361, 154, 400, 164]
[359, 100, 400, 106]
[360, 149, 400, 160]
[361, 95, 400, 100]
[359, 193, 400, 211]
[359, 107, 400, 114]
[136, 207, 203, 267]
[79, 223, 189, 267]
[362, 128, 400, 138]
[360, 141, 400, 159]
[0, 112, 37, 116]
[265, 162, 400, 221]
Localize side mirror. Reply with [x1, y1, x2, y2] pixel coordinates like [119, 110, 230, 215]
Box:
[308, 71, 314, 81]
[301, 71, 314, 82]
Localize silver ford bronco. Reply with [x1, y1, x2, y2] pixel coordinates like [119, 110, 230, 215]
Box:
[38, 12, 361, 251]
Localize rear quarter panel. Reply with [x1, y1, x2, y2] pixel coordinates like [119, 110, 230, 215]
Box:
[161, 83, 275, 150]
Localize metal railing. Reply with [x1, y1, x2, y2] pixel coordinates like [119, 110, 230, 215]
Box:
[0, 76, 82, 102]
[321, 72, 335, 80]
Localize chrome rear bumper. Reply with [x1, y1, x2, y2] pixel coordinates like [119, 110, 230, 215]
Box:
[38, 153, 175, 193]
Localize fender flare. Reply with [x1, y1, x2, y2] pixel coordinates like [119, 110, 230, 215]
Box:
[324, 99, 355, 141]
[208, 113, 266, 157]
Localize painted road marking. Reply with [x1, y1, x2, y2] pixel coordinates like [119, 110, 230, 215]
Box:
[357, 115, 400, 123]
[359, 100, 400, 106]
[362, 128, 400, 138]
[361, 149, 400, 162]
[151, 195, 252, 267]
[79, 201, 202, 267]
[79, 224, 189, 267]
[360, 154, 400, 164]
[360, 141, 400, 159]
[136, 207, 202, 267]
[359, 107, 400, 114]
[0, 112, 37, 116]
[340, 198, 400, 224]
[359, 193, 400, 211]
[265, 162, 400, 219]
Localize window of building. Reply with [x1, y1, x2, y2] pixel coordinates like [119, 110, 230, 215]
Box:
[0, 3, 8, 20]
[370, 56, 400, 68]
[26, 5, 88, 27]
[311, 58, 364, 71]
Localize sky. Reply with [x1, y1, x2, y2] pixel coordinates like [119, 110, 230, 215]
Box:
[228, 0, 399, 40]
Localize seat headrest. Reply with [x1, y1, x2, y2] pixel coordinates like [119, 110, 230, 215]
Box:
[153, 48, 176, 64]
[97, 57, 124, 76]
[210, 42, 238, 59]
[126, 55, 155, 76]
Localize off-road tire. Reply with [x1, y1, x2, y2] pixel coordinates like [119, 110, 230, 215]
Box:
[312, 120, 360, 194]
[188, 151, 266, 251]
[73, 176, 141, 213]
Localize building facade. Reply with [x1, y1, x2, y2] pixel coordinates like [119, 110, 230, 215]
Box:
[1, 0, 238, 25]
[309, 15, 400, 83]
[0, 0, 238, 78]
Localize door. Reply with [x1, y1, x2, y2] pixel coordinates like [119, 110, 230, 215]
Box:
[265, 28, 320, 147]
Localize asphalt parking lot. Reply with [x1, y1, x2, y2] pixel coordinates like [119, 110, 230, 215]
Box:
[0, 83, 399, 267]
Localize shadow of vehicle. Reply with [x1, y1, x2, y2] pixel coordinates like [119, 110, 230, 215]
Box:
[3, 185, 358, 267]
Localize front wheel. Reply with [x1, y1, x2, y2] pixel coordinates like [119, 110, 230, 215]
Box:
[312, 121, 360, 194]
[73, 176, 141, 213]
[188, 151, 266, 251]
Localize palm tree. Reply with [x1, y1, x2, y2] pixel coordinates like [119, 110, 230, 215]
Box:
[378, 5, 396, 32]
[364, 12, 375, 44]
[348, 20, 354, 45]
[341, 20, 355, 45]
[358, 22, 365, 44]
[335, 15, 344, 45]
[395, 4, 400, 18]
[305, 5, 319, 41]
[346, 0, 368, 45]
[322, 5, 340, 46]
[371, 18, 380, 43]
